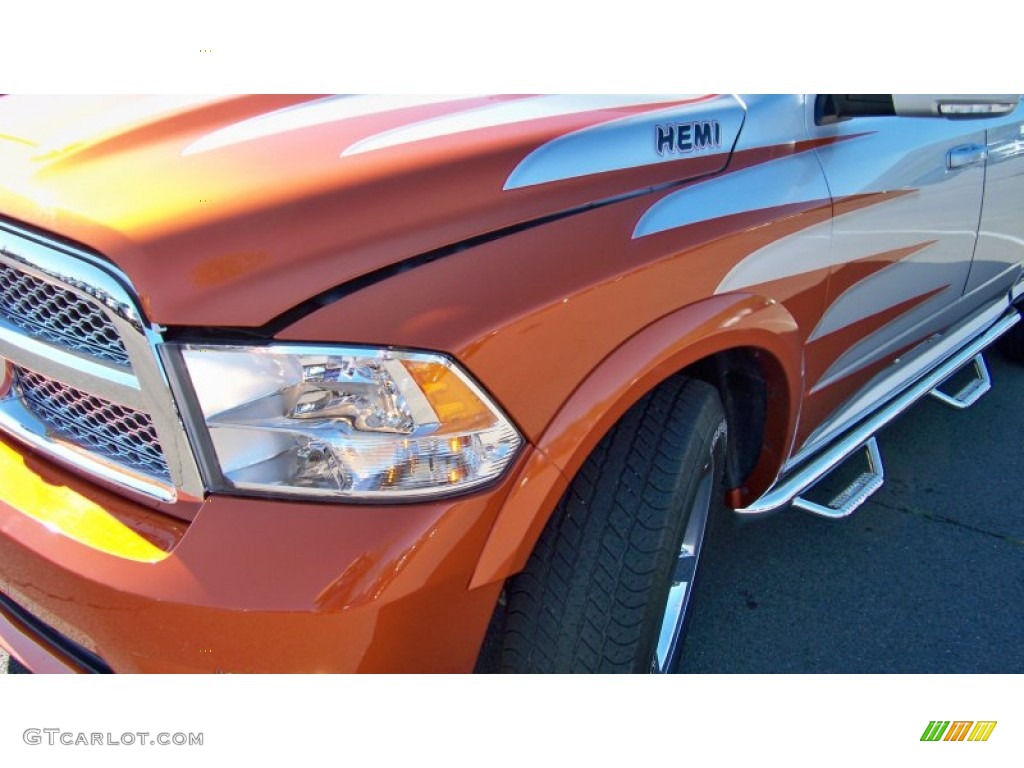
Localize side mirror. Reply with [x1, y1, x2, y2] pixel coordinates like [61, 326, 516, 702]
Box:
[817, 94, 1020, 123]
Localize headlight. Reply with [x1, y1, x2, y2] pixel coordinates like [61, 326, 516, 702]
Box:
[168, 344, 523, 500]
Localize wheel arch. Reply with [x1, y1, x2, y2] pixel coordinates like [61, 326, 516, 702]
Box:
[470, 292, 803, 589]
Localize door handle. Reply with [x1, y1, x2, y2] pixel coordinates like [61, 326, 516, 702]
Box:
[947, 144, 988, 170]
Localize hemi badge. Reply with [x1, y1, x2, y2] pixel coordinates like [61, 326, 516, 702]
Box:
[656, 120, 722, 156]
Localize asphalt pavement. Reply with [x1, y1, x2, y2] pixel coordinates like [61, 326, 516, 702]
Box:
[2, 350, 1022, 675]
[679, 346, 1024, 673]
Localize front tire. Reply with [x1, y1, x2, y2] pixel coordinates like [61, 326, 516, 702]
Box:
[491, 375, 727, 673]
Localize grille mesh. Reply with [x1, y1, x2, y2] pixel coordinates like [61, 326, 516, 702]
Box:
[0, 262, 131, 366]
[16, 368, 170, 483]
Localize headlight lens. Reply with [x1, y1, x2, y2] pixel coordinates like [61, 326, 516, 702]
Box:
[173, 344, 522, 500]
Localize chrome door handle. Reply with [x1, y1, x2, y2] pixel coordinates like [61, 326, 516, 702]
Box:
[947, 144, 988, 170]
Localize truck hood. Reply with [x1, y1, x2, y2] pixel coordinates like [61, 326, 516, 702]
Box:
[0, 94, 745, 327]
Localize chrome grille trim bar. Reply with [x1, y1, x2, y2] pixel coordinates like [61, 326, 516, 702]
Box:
[0, 321, 143, 407]
[0, 220, 205, 502]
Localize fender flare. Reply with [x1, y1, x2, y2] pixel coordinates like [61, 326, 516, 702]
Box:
[469, 292, 803, 589]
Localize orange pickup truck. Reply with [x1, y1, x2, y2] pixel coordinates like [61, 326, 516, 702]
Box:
[0, 94, 1022, 673]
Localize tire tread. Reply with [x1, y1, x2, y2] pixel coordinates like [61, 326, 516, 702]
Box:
[495, 375, 725, 673]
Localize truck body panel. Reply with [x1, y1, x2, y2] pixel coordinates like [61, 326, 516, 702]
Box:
[1, 94, 1022, 672]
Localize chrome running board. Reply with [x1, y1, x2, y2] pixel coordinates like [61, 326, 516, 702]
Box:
[737, 309, 1020, 516]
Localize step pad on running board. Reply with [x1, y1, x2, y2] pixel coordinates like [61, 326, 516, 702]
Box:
[929, 353, 991, 410]
[791, 438, 885, 519]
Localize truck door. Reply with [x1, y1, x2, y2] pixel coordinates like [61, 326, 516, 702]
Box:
[798, 95, 987, 451]
[966, 102, 1024, 300]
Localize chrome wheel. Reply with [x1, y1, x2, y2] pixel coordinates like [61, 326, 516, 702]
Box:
[651, 452, 715, 673]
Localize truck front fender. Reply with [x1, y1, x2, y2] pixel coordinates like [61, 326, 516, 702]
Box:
[470, 292, 803, 589]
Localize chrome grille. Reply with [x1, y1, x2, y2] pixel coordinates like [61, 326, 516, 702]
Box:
[15, 367, 171, 483]
[0, 262, 131, 366]
[0, 222, 203, 503]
